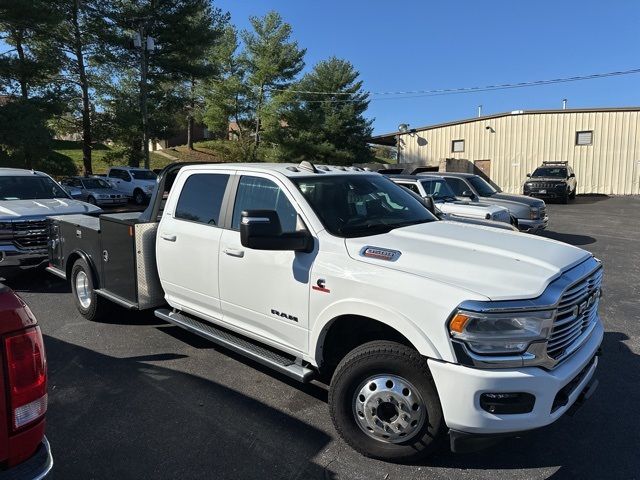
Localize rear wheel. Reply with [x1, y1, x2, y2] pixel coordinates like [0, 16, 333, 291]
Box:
[71, 258, 109, 321]
[329, 341, 445, 462]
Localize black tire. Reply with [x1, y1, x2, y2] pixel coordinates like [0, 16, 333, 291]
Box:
[561, 193, 569, 204]
[70, 258, 109, 321]
[87, 196, 97, 205]
[329, 340, 446, 463]
[569, 188, 576, 200]
[133, 188, 145, 205]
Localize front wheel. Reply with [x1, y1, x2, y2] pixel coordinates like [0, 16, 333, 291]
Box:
[133, 189, 146, 205]
[329, 341, 446, 463]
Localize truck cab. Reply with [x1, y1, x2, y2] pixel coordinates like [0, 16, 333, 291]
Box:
[47, 162, 603, 463]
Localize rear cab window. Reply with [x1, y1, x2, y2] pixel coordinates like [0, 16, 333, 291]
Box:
[174, 174, 230, 226]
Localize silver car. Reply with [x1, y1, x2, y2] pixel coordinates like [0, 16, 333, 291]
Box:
[62, 177, 128, 207]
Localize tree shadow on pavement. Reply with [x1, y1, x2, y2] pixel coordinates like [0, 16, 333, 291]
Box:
[44, 335, 336, 480]
[424, 331, 639, 479]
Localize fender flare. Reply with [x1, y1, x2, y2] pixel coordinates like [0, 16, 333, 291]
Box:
[66, 249, 101, 288]
[310, 299, 442, 366]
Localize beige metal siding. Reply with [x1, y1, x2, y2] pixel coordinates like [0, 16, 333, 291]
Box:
[398, 110, 640, 195]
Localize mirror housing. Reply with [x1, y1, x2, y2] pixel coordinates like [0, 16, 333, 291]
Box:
[526, 173, 531, 177]
[569, 173, 575, 178]
[461, 190, 475, 198]
[421, 196, 436, 215]
[240, 210, 313, 253]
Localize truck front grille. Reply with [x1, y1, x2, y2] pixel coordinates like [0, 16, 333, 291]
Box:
[547, 267, 603, 360]
[13, 220, 48, 250]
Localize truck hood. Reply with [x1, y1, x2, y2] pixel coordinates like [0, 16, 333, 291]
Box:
[486, 192, 544, 208]
[0, 198, 100, 220]
[345, 221, 590, 301]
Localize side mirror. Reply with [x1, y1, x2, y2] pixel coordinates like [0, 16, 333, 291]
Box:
[240, 210, 313, 253]
[526, 173, 531, 178]
[421, 196, 436, 215]
[569, 173, 575, 178]
[461, 190, 475, 198]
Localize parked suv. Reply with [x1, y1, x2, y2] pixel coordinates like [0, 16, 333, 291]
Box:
[49, 162, 602, 462]
[106, 167, 157, 205]
[524, 161, 577, 203]
[0, 168, 100, 276]
[62, 176, 127, 207]
[390, 175, 514, 225]
[0, 284, 52, 477]
[428, 172, 548, 233]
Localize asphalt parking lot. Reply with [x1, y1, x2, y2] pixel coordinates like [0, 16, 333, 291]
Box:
[5, 195, 640, 480]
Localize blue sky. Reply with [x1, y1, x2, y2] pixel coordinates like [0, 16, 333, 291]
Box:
[217, 0, 640, 134]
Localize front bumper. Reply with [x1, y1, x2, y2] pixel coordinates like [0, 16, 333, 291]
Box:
[524, 185, 568, 199]
[0, 437, 53, 480]
[96, 198, 128, 206]
[517, 216, 548, 233]
[428, 320, 603, 436]
[0, 243, 47, 272]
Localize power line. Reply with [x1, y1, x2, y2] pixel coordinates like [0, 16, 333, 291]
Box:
[267, 67, 640, 103]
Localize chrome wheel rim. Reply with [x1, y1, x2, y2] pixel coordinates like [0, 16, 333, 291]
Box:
[75, 271, 92, 309]
[352, 374, 426, 444]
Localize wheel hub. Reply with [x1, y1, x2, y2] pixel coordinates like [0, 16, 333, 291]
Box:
[75, 271, 92, 309]
[352, 374, 426, 444]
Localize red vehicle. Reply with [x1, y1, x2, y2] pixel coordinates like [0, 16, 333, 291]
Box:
[0, 285, 52, 478]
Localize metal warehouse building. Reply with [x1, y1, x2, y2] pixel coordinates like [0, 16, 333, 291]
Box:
[370, 107, 640, 195]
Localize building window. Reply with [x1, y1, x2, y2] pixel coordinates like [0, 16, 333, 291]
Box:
[452, 139, 465, 153]
[576, 130, 593, 146]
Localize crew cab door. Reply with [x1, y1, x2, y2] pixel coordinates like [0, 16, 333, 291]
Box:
[218, 174, 311, 353]
[156, 170, 233, 319]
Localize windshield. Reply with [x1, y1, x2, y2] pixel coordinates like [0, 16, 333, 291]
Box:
[419, 179, 457, 201]
[468, 176, 498, 196]
[0, 176, 69, 201]
[82, 178, 112, 189]
[293, 174, 437, 238]
[131, 170, 157, 180]
[532, 167, 567, 178]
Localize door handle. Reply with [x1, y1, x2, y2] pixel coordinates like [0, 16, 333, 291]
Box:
[161, 233, 177, 242]
[223, 248, 244, 258]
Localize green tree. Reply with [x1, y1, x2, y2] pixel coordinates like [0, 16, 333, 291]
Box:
[240, 11, 305, 158]
[278, 57, 373, 164]
[49, 0, 109, 175]
[0, 0, 64, 168]
[94, 0, 229, 167]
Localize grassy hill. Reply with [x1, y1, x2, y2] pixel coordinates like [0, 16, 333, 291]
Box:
[49, 140, 179, 176]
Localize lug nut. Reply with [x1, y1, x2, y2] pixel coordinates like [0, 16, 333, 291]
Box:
[402, 414, 409, 421]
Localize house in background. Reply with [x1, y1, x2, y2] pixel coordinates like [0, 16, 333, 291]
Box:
[369, 107, 640, 195]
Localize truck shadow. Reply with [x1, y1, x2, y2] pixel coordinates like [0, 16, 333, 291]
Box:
[43, 335, 336, 480]
[540, 231, 597, 246]
[425, 331, 639, 479]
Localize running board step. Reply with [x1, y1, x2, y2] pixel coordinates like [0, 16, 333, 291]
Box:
[154, 309, 315, 383]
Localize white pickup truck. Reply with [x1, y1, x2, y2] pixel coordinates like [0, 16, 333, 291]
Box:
[47, 162, 603, 462]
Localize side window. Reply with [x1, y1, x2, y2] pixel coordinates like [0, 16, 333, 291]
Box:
[73, 179, 82, 188]
[174, 173, 229, 226]
[109, 169, 121, 179]
[398, 182, 421, 195]
[444, 178, 469, 196]
[121, 171, 131, 181]
[232, 176, 298, 233]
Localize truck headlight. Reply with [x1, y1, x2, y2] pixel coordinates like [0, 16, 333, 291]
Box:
[529, 207, 540, 219]
[449, 310, 555, 354]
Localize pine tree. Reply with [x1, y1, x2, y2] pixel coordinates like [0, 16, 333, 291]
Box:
[279, 57, 374, 164]
[240, 11, 305, 158]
